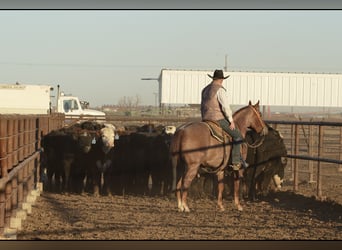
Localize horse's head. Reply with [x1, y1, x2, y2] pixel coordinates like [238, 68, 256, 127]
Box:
[235, 101, 268, 137]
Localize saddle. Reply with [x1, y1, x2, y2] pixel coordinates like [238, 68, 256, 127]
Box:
[202, 120, 232, 143]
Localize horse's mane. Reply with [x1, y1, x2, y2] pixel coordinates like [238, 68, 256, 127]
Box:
[232, 105, 250, 117]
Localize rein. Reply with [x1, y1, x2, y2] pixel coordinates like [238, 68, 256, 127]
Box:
[245, 135, 265, 148]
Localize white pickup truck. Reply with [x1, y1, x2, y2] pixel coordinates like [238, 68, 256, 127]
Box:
[0, 83, 106, 122]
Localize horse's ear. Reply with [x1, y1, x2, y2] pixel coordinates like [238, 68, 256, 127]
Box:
[248, 100, 252, 105]
[255, 100, 260, 106]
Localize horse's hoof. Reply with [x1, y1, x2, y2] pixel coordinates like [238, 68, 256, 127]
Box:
[217, 206, 225, 212]
[237, 205, 243, 211]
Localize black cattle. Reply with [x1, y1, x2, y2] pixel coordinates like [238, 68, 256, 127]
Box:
[127, 132, 151, 195]
[42, 122, 101, 192]
[108, 134, 131, 195]
[147, 132, 173, 196]
[108, 124, 174, 196]
[242, 124, 287, 199]
[42, 123, 95, 193]
[84, 123, 116, 196]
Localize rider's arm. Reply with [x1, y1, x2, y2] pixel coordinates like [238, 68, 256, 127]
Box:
[217, 87, 233, 123]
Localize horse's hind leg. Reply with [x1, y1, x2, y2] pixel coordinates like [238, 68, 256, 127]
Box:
[180, 163, 199, 212]
[176, 177, 183, 211]
[217, 171, 225, 212]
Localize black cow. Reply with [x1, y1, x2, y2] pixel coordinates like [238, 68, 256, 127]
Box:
[242, 124, 287, 200]
[147, 132, 173, 196]
[84, 123, 116, 196]
[42, 123, 95, 193]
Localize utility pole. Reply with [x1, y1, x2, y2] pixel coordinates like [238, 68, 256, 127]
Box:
[224, 54, 228, 72]
[141, 77, 160, 112]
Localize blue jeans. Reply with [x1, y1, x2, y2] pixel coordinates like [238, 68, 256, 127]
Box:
[217, 119, 243, 164]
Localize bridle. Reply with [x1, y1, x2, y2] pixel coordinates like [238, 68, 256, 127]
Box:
[245, 105, 267, 149]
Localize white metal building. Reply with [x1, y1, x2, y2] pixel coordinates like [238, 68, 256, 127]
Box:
[158, 69, 342, 108]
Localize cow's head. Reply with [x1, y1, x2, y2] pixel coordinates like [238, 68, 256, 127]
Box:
[77, 131, 94, 153]
[271, 156, 287, 190]
[100, 123, 116, 154]
[164, 125, 176, 135]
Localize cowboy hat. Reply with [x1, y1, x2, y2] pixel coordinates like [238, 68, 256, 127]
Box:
[208, 69, 230, 80]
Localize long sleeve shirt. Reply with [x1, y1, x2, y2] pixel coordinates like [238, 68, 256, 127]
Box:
[217, 87, 233, 123]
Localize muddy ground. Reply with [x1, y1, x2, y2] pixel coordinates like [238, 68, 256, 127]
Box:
[17, 179, 342, 240]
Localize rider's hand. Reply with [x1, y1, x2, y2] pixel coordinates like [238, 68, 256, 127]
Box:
[229, 121, 235, 130]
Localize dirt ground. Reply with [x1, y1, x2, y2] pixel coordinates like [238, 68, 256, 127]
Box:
[16, 179, 342, 240]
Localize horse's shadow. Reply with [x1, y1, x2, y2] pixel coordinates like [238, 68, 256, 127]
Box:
[258, 190, 342, 223]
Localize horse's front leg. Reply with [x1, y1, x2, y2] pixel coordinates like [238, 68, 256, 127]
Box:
[217, 171, 225, 212]
[233, 170, 244, 211]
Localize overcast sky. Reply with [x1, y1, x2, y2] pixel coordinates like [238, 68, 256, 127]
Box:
[1, 11, 341, 107]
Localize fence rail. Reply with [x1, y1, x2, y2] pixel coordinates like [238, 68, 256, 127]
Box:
[265, 119, 342, 199]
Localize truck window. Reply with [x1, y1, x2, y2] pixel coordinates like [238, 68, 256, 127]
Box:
[72, 100, 79, 110]
[63, 99, 79, 112]
[64, 100, 71, 112]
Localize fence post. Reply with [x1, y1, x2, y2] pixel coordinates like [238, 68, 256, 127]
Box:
[308, 125, 315, 183]
[23, 118, 29, 159]
[317, 125, 323, 198]
[0, 117, 8, 178]
[12, 119, 18, 167]
[4, 182, 11, 228]
[18, 118, 24, 162]
[290, 124, 295, 181]
[339, 127, 342, 173]
[6, 117, 14, 171]
[293, 124, 299, 192]
[0, 191, 4, 234]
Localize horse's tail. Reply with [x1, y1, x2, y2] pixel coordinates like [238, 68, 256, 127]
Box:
[170, 128, 184, 192]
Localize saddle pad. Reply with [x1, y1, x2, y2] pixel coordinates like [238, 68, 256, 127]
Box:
[202, 120, 231, 143]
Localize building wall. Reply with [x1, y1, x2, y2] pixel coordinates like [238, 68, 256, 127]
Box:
[159, 69, 342, 107]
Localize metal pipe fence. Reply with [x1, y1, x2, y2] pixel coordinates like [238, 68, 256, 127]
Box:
[265, 119, 342, 200]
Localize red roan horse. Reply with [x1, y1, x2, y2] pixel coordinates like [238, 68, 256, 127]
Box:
[170, 101, 268, 212]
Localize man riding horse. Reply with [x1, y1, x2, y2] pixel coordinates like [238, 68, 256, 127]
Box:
[201, 69, 247, 173]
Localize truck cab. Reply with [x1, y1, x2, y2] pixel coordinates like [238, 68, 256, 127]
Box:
[57, 93, 106, 122]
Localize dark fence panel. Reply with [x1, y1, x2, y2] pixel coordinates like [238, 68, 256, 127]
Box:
[0, 114, 64, 236]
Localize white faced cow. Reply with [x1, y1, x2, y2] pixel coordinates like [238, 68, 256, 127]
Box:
[86, 123, 116, 196]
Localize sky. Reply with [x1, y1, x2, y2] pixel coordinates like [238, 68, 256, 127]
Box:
[1, 10, 342, 107]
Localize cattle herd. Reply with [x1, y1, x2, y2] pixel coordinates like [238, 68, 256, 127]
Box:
[40, 120, 287, 201]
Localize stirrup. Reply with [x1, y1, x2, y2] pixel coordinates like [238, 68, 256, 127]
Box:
[230, 163, 241, 171]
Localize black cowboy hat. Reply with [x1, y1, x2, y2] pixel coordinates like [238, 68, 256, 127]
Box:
[208, 69, 230, 80]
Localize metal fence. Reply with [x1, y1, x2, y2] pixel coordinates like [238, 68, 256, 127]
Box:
[106, 116, 342, 202]
[0, 113, 64, 236]
[263, 119, 342, 201]
[1, 113, 342, 236]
